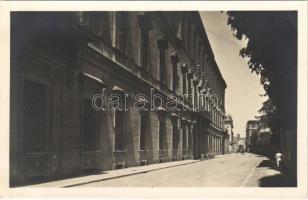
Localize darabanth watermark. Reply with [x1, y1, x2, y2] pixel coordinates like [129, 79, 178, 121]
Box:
[92, 88, 222, 112]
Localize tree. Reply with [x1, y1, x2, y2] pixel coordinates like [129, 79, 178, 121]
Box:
[226, 11, 297, 136]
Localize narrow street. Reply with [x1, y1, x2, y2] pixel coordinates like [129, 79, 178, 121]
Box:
[74, 153, 285, 187]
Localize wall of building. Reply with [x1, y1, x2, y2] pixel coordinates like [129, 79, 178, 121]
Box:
[10, 11, 227, 186]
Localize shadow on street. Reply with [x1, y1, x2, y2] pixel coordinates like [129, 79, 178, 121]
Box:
[256, 159, 297, 187]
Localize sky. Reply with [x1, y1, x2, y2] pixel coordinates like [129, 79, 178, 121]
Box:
[200, 12, 266, 137]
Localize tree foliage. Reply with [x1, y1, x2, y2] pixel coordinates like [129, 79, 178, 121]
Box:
[226, 11, 297, 134]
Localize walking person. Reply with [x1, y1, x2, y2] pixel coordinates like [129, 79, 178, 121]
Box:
[275, 151, 283, 169]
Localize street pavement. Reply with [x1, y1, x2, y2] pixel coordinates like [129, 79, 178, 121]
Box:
[75, 153, 278, 187]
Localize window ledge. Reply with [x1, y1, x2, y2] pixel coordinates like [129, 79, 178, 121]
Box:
[138, 149, 149, 152]
[113, 150, 127, 153]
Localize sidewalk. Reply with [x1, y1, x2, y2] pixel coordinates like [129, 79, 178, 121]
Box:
[24, 160, 198, 188]
[23, 154, 232, 188]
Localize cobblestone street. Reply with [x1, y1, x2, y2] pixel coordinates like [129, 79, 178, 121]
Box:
[68, 153, 289, 187]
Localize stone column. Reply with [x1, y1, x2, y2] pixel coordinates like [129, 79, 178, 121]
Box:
[213, 136, 215, 154]
[209, 133, 213, 153]
[212, 134, 214, 154]
[216, 136, 219, 154]
[220, 136, 223, 154]
[204, 132, 207, 155]
[206, 133, 209, 154]
[218, 137, 220, 154]
[216, 136, 218, 154]
[219, 137, 221, 154]
[214, 135, 217, 154]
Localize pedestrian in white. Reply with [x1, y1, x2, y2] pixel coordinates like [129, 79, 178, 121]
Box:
[275, 151, 282, 168]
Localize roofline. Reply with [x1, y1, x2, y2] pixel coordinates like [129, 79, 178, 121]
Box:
[193, 12, 227, 89]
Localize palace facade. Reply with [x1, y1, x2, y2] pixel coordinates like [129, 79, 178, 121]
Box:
[10, 11, 227, 186]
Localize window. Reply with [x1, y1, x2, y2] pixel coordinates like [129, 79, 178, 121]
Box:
[82, 98, 100, 151]
[139, 113, 148, 150]
[194, 84, 198, 110]
[171, 52, 179, 92]
[160, 50, 166, 84]
[187, 23, 192, 55]
[197, 42, 202, 64]
[159, 116, 166, 150]
[157, 37, 168, 85]
[115, 109, 126, 150]
[172, 119, 179, 150]
[140, 30, 149, 69]
[80, 12, 111, 45]
[193, 30, 198, 61]
[187, 124, 192, 149]
[181, 15, 187, 46]
[182, 74, 187, 95]
[111, 86, 128, 151]
[138, 14, 152, 70]
[199, 93, 205, 111]
[116, 12, 129, 54]
[170, 12, 178, 31]
[81, 78, 102, 152]
[188, 78, 192, 103]
[205, 55, 209, 78]
[23, 80, 48, 153]
[182, 123, 187, 150]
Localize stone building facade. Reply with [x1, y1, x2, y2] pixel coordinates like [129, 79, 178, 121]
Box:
[233, 134, 246, 153]
[224, 114, 233, 153]
[10, 11, 227, 186]
[245, 120, 260, 153]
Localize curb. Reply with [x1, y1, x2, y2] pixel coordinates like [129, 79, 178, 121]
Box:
[27, 154, 233, 188]
[64, 160, 201, 187]
[65, 154, 233, 187]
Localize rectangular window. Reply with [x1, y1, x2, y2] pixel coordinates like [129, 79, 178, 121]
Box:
[200, 47, 204, 70]
[116, 12, 129, 54]
[159, 117, 165, 150]
[172, 61, 178, 92]
[182, 123, 187, 150]
[23, 80, 48, 153]
[204, 54, 207, 74]
[80, 12, 111, 45]
[182, 74, 187, 96]
[138, 13, 152, 71]
[140, 114, 148, 150]
[172, 120, 178, 150]
[187, 125, 192, 149]
[140, 30, 149, 70]
[187, 24, 192, 55]
[194, 84, 198, 110]
[115, 109, 126, 150]
[197, 42, 202, 64]
[159, 50, 166, 84]
[82, 98, 100, 151]
[82, 78, 102, 152]
[193, 30, 198, 61]
[181, 15, 187, 47]
[188, 79, 192, 103]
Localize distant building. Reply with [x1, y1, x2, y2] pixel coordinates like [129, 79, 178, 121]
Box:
[224, 114, 233, 153]
[232, 134, 246, 153]
[245, 120, 260, 153]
